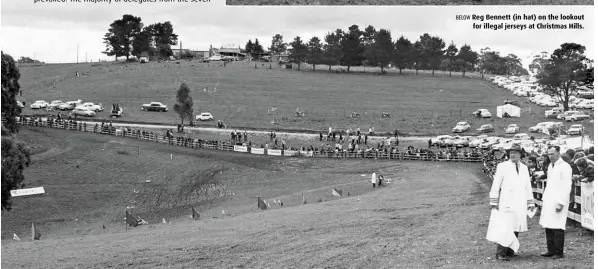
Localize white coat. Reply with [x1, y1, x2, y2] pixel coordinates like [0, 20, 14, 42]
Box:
[539, 158, 572, 230]
[489, 160, 534, 232]
[371, 172, 377, 184]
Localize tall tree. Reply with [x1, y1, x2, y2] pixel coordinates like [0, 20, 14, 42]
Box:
[269, 34, 287, 55]
[393, 36, 413, 74]
[132, 27, 152, 58]
[150, 22, 178, 59]
[445, 41, 459, 76]
[289, 36, 308, 70]
[427, 36, 446, 75]
[2, 52, 22, 133]
[253, 39, 265, 55]
[537, 43, 590, 111]
[321, 29, 343, 72]
[528, 51, 551, 75]
[364, 29, 394, 72]
[504, 54, 528, 76]
[306, 36, 323, 71]
[1, 51, 31, 211]
[412, 40, 425, 75]
[173, 83, 194, 126]
[102, 14, 143, 60]
[245, 39, 255, 58]
[456, 44, 478, 77]
[340, 25, 365, 72]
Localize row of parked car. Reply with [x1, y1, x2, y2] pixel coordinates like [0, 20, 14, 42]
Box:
[29, 100, 104, 117]
[491, 76, 594, 109]
[544, 107, 592, 121]
[453, 121, 584, 136]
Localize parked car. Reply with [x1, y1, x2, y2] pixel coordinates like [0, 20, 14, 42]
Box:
[480, 137, 501, 149]
[76, 102, 104, 112]
[566, 124, 584, 135]
[564, 111, 590, 121]
[30, 100, 48, 109]
[545, 108, 564, 119]
[453, 136, 472, 148]
[196, 112, 214, 121]
[557, 111, 577, 120]
[142, 102, 168, 112]
[140, 57, 149, 63]
[512, 133, 531, 141]
[16, 101, 24, 108]
[452, 122, 471, 133]
[472, 109, 492, 118]
[577, 100, 594, 109]
[505, 124, 520, 134]
[529, 122, 553, 133]
[468, 135, 488, 148]
[71, 107, 96, 117]
[492, 138, 513, 150]
[111, 104, 123, 117]
[430, 135, 453, 147]
[47, 100, 64, 110]
[59, 99, 82, 110]
[477, 124, 495, 133]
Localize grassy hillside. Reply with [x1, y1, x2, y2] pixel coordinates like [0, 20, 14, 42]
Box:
[19, 61, 593, 137]
[2, 129, 593, 268]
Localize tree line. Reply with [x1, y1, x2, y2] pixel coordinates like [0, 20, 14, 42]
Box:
[247, 25, 529, 77]
[102, 14, 178, 60]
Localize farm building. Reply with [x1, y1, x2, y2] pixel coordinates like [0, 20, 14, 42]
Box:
[172, 49, 209, 58]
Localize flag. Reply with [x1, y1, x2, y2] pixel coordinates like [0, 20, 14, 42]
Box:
[258, 197, 268, 210]
[332, 188, 342, 197]
[302, 192, 307, 205]
[191, 207, 200, 220]
[126, 210, 138, 227]
[31, 223, 41, 240]
[13, 233, 20, 241]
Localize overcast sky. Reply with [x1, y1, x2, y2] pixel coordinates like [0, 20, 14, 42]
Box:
[1, 0, 594, 67]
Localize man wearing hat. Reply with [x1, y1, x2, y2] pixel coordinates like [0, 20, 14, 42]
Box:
[488, 144, 535, 261]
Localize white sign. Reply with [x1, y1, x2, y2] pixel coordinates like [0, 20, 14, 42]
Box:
[10, 187, 45, 197]
[251, 148, 265, 155]
[581, 182, 594, 230]
[299, 151, 313, 157]
[233, 145, 248, 153]
[268, 149, 282, 156]
[284, 150, 299, 157]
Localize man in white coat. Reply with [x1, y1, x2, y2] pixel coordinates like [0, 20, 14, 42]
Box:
[488, 144, 535, 261]
[371, 172, 377, 188]
[539, 145, 572, 259]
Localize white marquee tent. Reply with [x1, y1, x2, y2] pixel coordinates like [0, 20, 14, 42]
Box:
[497, 104, 521, 118]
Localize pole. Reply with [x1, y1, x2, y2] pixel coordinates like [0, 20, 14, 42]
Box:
[77, 44, 79, 63]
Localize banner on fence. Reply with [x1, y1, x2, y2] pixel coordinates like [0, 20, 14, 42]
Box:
[299, 151, 313, 157]
[251, 148, 265, 155]
[284, 150, 299, 157]
[234, 145, 248, 153]
[580, 182, 594, 231]
[268, 149, 282, 156]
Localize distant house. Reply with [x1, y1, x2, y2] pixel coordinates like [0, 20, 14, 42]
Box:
[218, 47, 247, 60]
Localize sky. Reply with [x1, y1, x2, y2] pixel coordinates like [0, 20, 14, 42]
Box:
[1, 0, 594, 68]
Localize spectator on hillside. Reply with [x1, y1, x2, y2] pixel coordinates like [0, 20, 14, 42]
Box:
[574, 158, 594, 183]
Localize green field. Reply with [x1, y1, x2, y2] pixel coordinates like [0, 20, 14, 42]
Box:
[19, 60, 593, 138]
[2, 126, 593, 268]
[226, 0, 593, 5]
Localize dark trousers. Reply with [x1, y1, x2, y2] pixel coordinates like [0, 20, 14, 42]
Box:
[372, 183, 376, 188]
[496, 232, 519, 256]
[545, 228, 565, 255]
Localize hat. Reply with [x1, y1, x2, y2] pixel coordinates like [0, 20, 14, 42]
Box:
[507, 144, 524, 155]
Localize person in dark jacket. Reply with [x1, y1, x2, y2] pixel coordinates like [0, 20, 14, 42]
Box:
[574, 158, 594, 183]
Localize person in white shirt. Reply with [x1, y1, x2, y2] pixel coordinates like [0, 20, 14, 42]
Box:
[488, 144, 535, 261]
[539, 145, 572, 259]
[371, 172, 377, 188]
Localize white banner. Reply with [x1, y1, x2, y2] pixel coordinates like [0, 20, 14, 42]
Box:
[284, 150, 299, 157]
[234, 145, 248, 153]
[581, 182, 594, 231]
[299, 151, 313, 157]
[268, 149, 282, 156]
[11, 187, 45, 197]
[251, 148, 265, 155]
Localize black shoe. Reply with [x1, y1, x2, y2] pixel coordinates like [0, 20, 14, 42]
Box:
[540, 252, 555, 257]
[507, 252, 519, 257]
[552, 254, 564, 259]
[496, 255, 509, 261]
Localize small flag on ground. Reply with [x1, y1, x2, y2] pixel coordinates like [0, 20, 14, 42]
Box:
[258, 197, 268, 210]
[192, 207, 200, 220]
[126, 210, 138, 227]
[302, 192, 307, 205]
[332, 188, 342, 197]
[31, 223, 41, 240]
[13, 233, 20, 241]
